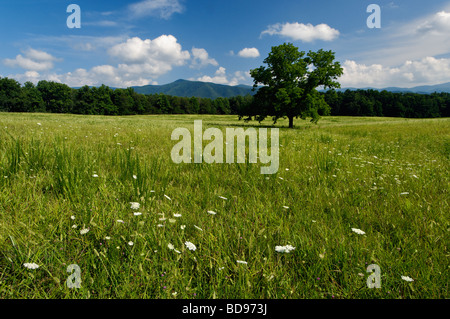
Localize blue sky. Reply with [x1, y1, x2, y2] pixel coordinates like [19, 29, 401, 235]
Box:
[1, 0, 450, 88]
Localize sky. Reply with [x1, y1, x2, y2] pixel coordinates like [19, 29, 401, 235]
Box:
[1, 0, 450, 89]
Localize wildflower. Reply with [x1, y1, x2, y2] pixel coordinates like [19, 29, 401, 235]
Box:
[80, 228, 89, 235]
[72, 224, 78, 228]
[37, 123, 41, 126]
[105, 236, 111, 240]
[185, 241, 196, 251]
[275, 245, 296, 253]
[194, 225, 203, 231]
[23, 263, 39, 269]
[207, 210, 217, 215]
[117, 219, 124, 223]
[168, 219, 176, 223]
[130, 202, 140, 210]
[168, 243, 174, 250]
[351, 228, 366, 235]
[401, 276, 414, 282]
[157, 224, 164, 227]
[236, 260, 247, 264]
[128, 241, 134, 246]
[174, 249, 181, 254]
[133, 212, 142, 216]
[133, 175, 137, 179]
[180, 225, 186, 230]
[92, 174, 99, 178]
[172, 292, 178, 296]
[164, 194, 171, 200]
[218, 196, 227, 200]
[70, 215, 75, 220]
[282, 206, 289, 209]
[400, 192, 409, 195]
[173, 213, 182, 217]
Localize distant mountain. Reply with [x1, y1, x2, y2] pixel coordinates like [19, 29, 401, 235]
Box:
[131, 79, 256, 99]
[334, 82, 450, 94]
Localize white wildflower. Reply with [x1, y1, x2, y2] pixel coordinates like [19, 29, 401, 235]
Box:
[207, 210, 217, 215]
[180, 225, 186, 230]
[351, 228, 366, 235]
[80, 228, 89, 235]
[72, 224, 78, 229]
[130, 202, 140, 210]
[133, 212, 142, 216]
[194, 225, 203, 231]
[275, 245, 296, 253]
[168, 243, 174, 250]
[70, 215, 75, 220]
[218, 196, 227, 200]
[92, 174, 99, 178]
[173, 213, 182, 218]
[23, 263, 39, 269]
[401, 276, 414, 282]
[164, 194, 171, 200]
[185, 241, 196, 251]
[133, 175, 137, 179]
[236, 260, 247, 264]
[117, 219, 124, 223]
[128, 241, 134, 246]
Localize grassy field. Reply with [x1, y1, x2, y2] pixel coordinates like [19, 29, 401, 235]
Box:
[0, 112, 448, 299]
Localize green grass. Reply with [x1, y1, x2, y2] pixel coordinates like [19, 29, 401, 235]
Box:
[0, 113, 448, 299]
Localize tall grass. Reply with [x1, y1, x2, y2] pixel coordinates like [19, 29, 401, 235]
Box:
[0, 113, 448, 299]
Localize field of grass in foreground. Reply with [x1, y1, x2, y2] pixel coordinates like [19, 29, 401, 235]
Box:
[0, 113, 448, 299]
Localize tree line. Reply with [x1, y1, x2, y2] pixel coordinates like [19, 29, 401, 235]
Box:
[0, 77, 253, 116]
[0, 76, 449, 118]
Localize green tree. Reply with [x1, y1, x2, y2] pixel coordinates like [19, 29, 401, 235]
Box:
[245, 43, 343, 128]
[36, 80, 73, 113]
[0, 77, 23, 112]
[22, 81, 45, 112]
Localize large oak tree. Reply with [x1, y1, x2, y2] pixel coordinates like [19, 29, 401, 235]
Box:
[244, 43, 344, 128]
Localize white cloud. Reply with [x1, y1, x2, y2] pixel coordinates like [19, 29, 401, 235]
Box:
[9, 35, 191, 88]
[191, 67, 252, 86]
[3, 48, 58, 72]
[238, 48, 260, 58]
[190, 47, 218, 68]
[128, 0, 183, 19]
[349, 10, 450, 67]
[416, 11, 450, 35]
[340, 57, 450, 88]
[261, 22, 339, 42]
[108, 35, 190, 68]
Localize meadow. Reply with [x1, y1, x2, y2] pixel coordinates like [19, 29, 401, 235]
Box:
[0, 112, 448, 299]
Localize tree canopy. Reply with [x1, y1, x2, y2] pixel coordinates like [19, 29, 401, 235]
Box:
[242, 43, 344, 128]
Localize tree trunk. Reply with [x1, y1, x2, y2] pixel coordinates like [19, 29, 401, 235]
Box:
[288, 115, 294, 128]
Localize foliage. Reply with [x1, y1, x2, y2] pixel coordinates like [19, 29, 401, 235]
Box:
[243, 43, 343, 127]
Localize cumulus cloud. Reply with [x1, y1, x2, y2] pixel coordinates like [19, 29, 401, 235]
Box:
[191, 67, 251, 86]
[261, 22, 339, 42]
[128, 0, 184, 19]
[3, 48, 58, 71]
[190, 47, 218, 68]
[237, 48, 260, 58]
[416, 11, 450, 35]
[340, 57, 450, 88]
[9, 35, 191, 88]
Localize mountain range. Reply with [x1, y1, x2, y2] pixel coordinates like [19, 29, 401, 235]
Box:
[131, 79, 256, 99]
[129, 79, 450, 99]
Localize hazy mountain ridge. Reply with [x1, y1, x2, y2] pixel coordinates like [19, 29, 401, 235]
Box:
[74, 80, 450, 98]
[131, 79, 256, 99]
